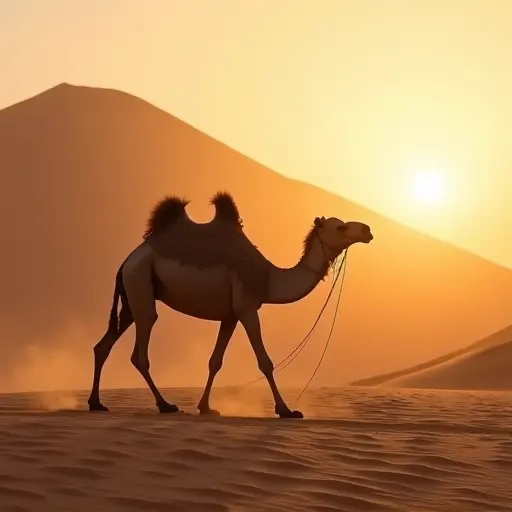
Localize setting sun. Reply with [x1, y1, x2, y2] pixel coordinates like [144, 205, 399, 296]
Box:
[411, 171, 446, 205]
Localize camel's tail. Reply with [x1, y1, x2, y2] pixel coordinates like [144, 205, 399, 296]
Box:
[108, 263, 130, 335]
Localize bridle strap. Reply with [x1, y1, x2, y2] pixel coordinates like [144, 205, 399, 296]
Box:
[299, 231, 342, 278]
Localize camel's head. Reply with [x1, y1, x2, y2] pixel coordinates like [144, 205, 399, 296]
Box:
[313, 216, 373, 257]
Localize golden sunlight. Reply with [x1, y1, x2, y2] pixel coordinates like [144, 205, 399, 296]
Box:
[410, 170, 446, 205]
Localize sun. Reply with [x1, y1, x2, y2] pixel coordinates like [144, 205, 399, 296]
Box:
[410, 170, 446, 205]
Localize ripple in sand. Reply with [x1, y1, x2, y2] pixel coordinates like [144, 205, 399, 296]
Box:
[5, 453, 40, 464]
[170, 447, 223, 462]
[240, 468, 304, 487]
[155, 460, 193, 472]
[89, 447, 133, 459]
[310, 506, 350, 512]
[254, 458, 313, 473]
[354, 468, 442, 489]
[413, 454, 477, 470]
[489, 456, 512, 469]
[0, 474, 25, 484]
[498, 440, 512, 451]
[0, 486, 46, 502]
[173, 486, 245, 502]
[31, 447, 68, 458]
[50, 486, 87, 497]
[230, 444, 315, 465]
[305, 490, 399, 511]
[306, 477, 392, 500]
[5, 439, 52, 449]
[451, 497, 511, 512]
[307, 492, 399, 512]
[322, 443, 406, 461]
[43, 465, 103, 481]
[227, 481, 267, 498]
[107, 496, 229, 512]
[79, 456, 118, 468]
[141, 469, 174, 480]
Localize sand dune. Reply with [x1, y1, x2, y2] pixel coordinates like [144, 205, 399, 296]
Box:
[1, 83, 512, 392]
[373, 340, 512, 390]
[1, 387, 511, 511]
[352, 324, 512, 390]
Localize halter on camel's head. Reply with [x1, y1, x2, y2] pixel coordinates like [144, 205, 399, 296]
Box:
[312, 216, 373, 260]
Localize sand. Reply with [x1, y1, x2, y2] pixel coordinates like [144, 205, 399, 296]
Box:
[0, 386, 510, 512]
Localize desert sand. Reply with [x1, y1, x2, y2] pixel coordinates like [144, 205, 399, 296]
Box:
[1, 386, 510, 512]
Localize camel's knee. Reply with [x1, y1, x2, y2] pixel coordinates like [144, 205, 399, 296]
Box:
[130, 318, 155, 373]
[208, 353, 224, 374]
[257, 354, 274, 376]
[93, 333, 118, 361]
[130, 349, 150, 372]
[134, 311, 158, 331]
[132, 358, 150, 373]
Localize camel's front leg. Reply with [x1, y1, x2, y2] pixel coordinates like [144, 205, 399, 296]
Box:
[197, 318, 238, 415]
[238, 309, 303, 419]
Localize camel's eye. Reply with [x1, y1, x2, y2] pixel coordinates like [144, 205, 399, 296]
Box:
[336, 225, 348, 232]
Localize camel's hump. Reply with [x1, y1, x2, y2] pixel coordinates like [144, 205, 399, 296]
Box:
[143, 191, 242, 240]
[210, 191, 241, 225]
[143, 192, 274, 293]
[143, 195, 189, 240]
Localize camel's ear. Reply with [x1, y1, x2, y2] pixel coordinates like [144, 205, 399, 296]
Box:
[314, 217, 325, 229]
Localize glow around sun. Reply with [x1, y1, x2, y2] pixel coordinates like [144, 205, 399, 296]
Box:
[410, 170, 446, 205]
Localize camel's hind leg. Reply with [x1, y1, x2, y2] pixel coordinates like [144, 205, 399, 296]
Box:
[123, 253, 179, 413]
[129, 310, 179, 413]
[88, 307, 133, 411]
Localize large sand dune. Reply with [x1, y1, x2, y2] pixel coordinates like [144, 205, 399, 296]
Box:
[1, 83, 512, 392]
[352, 324, 512, 390]
[1, 387, 511, 512]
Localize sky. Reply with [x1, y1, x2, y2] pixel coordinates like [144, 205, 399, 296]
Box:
[1, 0, 511, 268]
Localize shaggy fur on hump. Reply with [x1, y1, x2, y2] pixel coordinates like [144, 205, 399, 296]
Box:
[143, 192, 242, 239]
[143, 195, 189, 239]
[210, 191, 242, 225]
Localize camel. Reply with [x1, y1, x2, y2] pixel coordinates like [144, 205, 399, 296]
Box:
[87, 192, 373, 418]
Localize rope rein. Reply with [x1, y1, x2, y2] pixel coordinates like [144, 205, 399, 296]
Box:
[294, 250, 348, 404]
[235, 245, 350, 395]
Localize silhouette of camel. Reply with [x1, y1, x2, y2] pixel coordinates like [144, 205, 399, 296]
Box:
[87, 192, 373, 418]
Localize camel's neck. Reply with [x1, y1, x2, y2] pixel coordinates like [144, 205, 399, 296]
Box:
[264, 237, 332, 305]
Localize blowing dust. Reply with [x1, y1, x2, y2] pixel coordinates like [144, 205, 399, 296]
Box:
[206, 386, 354, 419]
[1, 323, 93, 400]
[32, 391, 80, 411]
[4, 340, 84, 411]
[212, 390, 270, 417]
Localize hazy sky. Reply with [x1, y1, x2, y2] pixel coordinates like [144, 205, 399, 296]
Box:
[1, 1, 511, 267]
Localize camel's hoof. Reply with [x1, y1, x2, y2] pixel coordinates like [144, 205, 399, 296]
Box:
[89, 402, 109, 412]
[157, 402, 180, 414]
[198, 408, 221, 416]
[276, 408, 304, 419]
